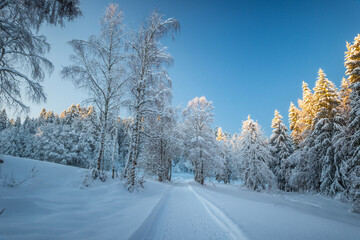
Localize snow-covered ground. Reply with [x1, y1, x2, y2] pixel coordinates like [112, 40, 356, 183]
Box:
[1, 155, 360, 240]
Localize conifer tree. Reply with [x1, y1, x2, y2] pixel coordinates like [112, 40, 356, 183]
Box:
[339, 77, 352, 118]
[311, 69, 344, 194]
[270, 110, 293, 190]
[289, 102, 302, 148]
[343, 34, 360, 212]
[237, 115, 276, 191]
[0, 109, 9, 131]
[298, 81, 315, 138]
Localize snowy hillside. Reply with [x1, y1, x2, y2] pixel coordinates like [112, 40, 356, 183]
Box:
[1, 155, 360, 240]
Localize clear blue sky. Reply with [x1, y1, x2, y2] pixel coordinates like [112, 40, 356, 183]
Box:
[25, 0, 360, 135]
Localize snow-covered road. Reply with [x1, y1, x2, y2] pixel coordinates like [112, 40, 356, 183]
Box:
[1, 156, 360, 240]
[129, 182, 360, 240]
[130, 184, 247, 240]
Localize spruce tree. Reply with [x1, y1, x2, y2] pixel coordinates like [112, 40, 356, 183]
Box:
[270, 110, 293, 190]
[289, 102, 302, 148]
[298, 81, 315, 138]
[310, 69, 344, 194]
[0, 109, 9, 131]
[344, 34, 360, 212]
[237, 115, 276, 191]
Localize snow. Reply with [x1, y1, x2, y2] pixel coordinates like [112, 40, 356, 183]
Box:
[0, 155, 168, 240]
[1, 155, 360, 240]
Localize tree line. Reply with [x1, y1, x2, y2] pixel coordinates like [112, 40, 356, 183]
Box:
[0, 1, 359, 212]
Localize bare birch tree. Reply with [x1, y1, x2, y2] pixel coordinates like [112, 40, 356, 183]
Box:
[62, 4, 126, 179]
[123, 11, 179, 190]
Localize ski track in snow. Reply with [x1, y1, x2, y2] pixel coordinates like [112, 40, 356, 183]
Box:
[188, 185, 248, 240]
[129, 183, 249, 240]
[128, 186, 173, 240]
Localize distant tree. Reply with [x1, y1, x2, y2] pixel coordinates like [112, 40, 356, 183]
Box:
[0, 109, 9, 131]
[269, 110, 293, 190]
[215, 127, 234, 184]
[183, 97, 219, 185]
[289, 102, 302, 148]
[237, 115, 276, 191]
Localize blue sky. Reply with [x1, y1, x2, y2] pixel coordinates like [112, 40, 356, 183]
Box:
[24, 0, 360, 135]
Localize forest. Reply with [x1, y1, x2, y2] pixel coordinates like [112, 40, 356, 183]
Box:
[0, 0, 359, 217]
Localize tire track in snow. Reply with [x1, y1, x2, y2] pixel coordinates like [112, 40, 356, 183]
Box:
[188, 185, 249, 240]
[128, 187, 172, 240]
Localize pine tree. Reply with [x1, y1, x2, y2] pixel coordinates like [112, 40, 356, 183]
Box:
[339, 77, 352, 118]
[236, 115, 276, 191]
[343, 34, 360, 212]
[270, 110, 293, 190]
[289, 102, 302, 148]
[0, 109, 9, 131]
[298, 81, 315, 138]
[311, 69, 344, 194]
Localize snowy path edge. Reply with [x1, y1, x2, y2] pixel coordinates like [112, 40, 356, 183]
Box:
[128, 186, 172, 240]
[188, 185, 249, 240]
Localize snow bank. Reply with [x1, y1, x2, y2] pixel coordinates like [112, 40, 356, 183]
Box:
[0, 155, 168, 240]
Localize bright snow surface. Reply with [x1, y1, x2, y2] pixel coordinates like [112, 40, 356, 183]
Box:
[1, 155, 360, 240]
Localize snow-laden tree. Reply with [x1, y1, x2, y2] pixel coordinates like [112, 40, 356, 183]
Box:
[116, 118, 131, 169]
[290, 69, 345, 194]
[269, 110, 293, 190]
[312, 69, 344, 194]
[343, 34, 360, 212]
[0, 117, 21, 157]
[215, 127, 235, 184]
[62, 4, 126, 179]
[124, 11, 179, 190]
[142, 106, 182, 182]
[0, 109, 9, 131]
[183, 97, 220, 185]
[289, 82, 317, 148]
[236, 116, 276, 191]
[0, 0, 81, 111]
[339, 77, 352, 118]
[289, 102, 302, 148]
[298, 82, 316, 135]
[141, 79, 183, 182]
[33, 106, 98, 168]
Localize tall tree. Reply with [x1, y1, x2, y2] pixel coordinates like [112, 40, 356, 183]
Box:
[237, 115, 276, 191]
[312, 69, 344, 194]
[343, 34, 360, 212]
[269, 110, 293, 190]
[298, 81, 315, 138]
[289, 102, 302, 148]
[124, 11, 179, 190]
[290, 69, 344, 193]
[142, 80, 182, 182]
[62, 4, 126, 179]
[183, 96, 219, 185]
